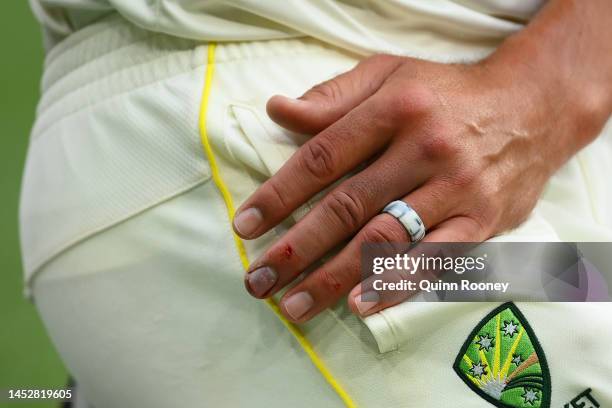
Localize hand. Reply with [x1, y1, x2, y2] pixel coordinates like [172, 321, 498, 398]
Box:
[233, 1, 612, 323]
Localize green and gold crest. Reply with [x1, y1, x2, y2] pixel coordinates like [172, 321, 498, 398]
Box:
[453, 302, 551, 408]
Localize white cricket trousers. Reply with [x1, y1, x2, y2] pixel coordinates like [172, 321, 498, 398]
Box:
[20, 14, 612, 408]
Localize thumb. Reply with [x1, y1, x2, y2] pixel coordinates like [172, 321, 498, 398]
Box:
[267, 54, 402, 134]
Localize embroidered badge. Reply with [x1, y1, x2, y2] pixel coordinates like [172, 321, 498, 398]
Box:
[453, 302, 551, 408]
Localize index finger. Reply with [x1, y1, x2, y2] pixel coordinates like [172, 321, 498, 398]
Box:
[233, 97, 392, 239]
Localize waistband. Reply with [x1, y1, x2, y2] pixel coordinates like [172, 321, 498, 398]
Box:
[35, 14, 346, 141]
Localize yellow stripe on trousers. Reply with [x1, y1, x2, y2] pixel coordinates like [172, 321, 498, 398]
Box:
[198, 43, 356, 408]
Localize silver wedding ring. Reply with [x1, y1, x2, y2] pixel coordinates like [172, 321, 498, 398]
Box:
[382, 200, 426, 243]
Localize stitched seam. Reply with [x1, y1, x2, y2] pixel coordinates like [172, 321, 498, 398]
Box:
[197, 43, 356, 408]
[41, 36, 157, 110]
[44, 17, 125, 68]
[43, 18, 139, 89]
[43, 27, 148, 90]
[39, 43, 197, 116]
[33, 57, 203, 141]
[26, 176, 211, 284]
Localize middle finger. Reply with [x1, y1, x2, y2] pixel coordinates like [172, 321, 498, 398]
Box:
[244, 147, 430, 299]
[277, 184, 453, 322]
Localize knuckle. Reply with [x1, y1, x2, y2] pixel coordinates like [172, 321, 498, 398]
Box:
[318, 268, 345, 293]
[265, 179, 291, 211]
[361, 216, 408, 244]
[391, 83, 437, 120]
[305, 79, 343, 104]
[301, 138, 337, 180]
[325, 189, 367, 230]
[418, 133, 457, 162]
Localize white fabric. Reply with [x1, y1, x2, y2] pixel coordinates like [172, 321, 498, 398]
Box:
[21, 14, 612, 408]
[20, 19, 211, 283]
[31, 0, 545, 59]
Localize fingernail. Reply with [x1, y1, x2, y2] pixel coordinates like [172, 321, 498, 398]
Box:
[233, 207, 263, 237]
[245, 267, 277, 297]
[283, 292, 314, 320]
[288, 96, 306, 104]
[355, 291, 379, 316]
